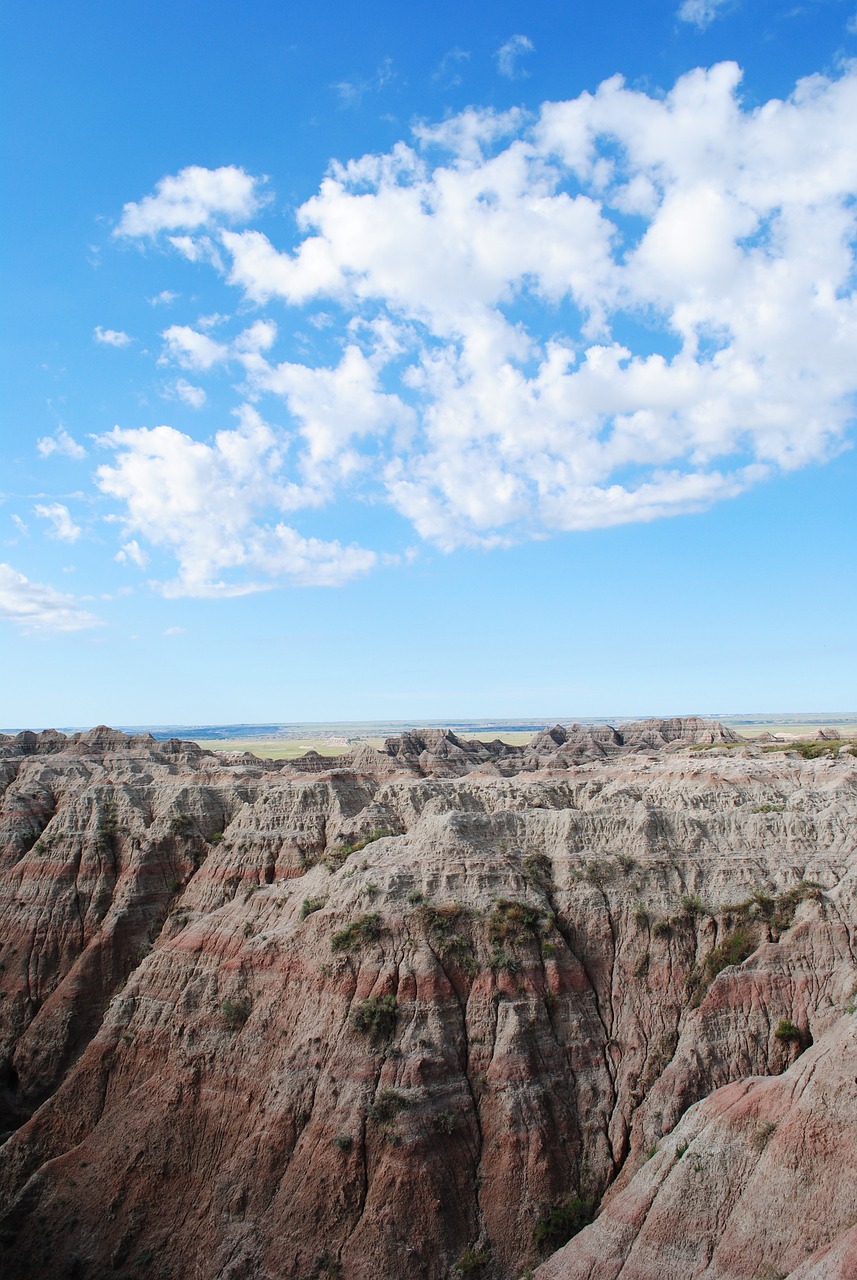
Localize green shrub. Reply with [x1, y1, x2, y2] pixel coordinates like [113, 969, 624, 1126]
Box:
[367, 1088, 411, 1125]
[688, 925, 757, 1006]
[170, 813, 194, 838]
[331, 912, 382, 953]
[680, 894, 705, 917]
[652, 920, 672, 939]
[333, 1134, 352, 1152]
[221, 998, 251, 1032]
[453, 1248, 491, 1278]
[533, 1197, 595, 1253]
[301, 896, 327, 920]
[432, 1109, 458, 1134]
[524, 852, 554, 886]
[488, 898, 542, 946]
[774, 1017, 802, 1043]
[349, 994, 398, 1037]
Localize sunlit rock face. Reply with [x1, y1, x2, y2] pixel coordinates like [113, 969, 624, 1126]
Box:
[0, 724, 854, 1279]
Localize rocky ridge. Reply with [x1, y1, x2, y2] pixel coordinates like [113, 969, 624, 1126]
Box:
[0, 720, 854, 1279]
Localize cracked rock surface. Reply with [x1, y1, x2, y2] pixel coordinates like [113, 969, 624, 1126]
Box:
[0, 722, 854, 1279]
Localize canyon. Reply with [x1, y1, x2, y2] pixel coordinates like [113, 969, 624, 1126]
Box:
[0, 720, 854, 1279]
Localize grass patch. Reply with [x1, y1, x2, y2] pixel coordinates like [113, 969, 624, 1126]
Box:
[349, 994, 397, 1038]
[330, 912, 382, 953]
[688, 925, 757, 1006]
[774, 1017, 802, 1043]
[488, 898, 542, 946]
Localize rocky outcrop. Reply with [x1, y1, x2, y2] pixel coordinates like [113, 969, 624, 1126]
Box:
[0, 723, 854, 1279]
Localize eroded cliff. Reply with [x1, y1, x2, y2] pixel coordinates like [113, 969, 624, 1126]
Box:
[0, 723, 854, 1279]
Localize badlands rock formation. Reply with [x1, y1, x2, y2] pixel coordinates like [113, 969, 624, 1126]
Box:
[0, 721, 854, 1280]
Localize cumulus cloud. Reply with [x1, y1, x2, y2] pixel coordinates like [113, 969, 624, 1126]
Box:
[0, 563, 102, 632]
[115, 539, 149, 569]
[116, 165, 263, 238]
[150, 289, 178, 306]
[94, 326, 132, 347]
[496, 34, 534, 79]
[95, 406, 376, 596]
[37, 428, 87, 459]
[677, 0, 731, 28]
[34, 503, 82, 542]
[109, 63, 857, 563]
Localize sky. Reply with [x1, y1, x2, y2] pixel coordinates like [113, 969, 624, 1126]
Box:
[2, 0, 856, 729]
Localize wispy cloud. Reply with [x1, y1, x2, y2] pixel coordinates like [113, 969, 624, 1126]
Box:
[333, 57, 396, 107]
[0, 563, 102, 632]
[432, 47, 469, 88]
[37, 427, 87, 460]
[496, 34, 534, 79]
[34, 502, 82, 542]
[677, 0, 732, 29]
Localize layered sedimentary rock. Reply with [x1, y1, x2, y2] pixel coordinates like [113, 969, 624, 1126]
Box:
[0, 722, 854, 1279]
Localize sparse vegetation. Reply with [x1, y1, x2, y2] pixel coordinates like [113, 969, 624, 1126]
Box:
[349, 994, 398, 1037]
[523, 852, 554, 887]
[331, 912, 382, 953]
[680, 894, 705, 917]
[333, 1134, 352, 1152]
[169, 813, 194, 838]
[688, 925, 757, 1006]
[488, 898, 542, 946]
[751, 803, 785, 814]
[433, 1109, 458, 1134]
[533, 1197, 596, 1253]
[453, 1247, 492, 1278]
[327, 828, 397, 869]
[367, 1088, 411, 1126]
[774, 1017, 802, 1043]
[652, 919, 672, 939]
[221, 997, 251, 1032]
[301, 896, 327, 920]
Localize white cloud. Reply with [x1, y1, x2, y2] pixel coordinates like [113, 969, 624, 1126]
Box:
[37, 428, 87, 459]
[160, 324, 229, 370]
[163, 625, 186, 636]
[113, 63, 857, 558]
[34, 503, 82, 542]
[115, 165, 263, 238]
[149, 289, 178, 306]
[677, 0, 731, 28]
[95, 406, 376, 595]
[173, 379, 207, 408]
[496, 34, 534, 79]
[115, 539, 149, 568]
[94, 326, 132, 347]
[0, 563, 102, 632]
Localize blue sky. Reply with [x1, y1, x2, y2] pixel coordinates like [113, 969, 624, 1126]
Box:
[2, 0, 856, 728]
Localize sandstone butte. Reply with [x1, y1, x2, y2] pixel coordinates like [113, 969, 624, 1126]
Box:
[0, 719, 854, 1280]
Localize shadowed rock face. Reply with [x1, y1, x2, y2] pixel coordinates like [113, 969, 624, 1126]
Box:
[0, 723, 854, 1280]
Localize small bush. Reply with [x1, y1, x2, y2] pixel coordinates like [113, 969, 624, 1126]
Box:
[432, 1109, 458, 1134]
[331, 912, 382, 953]
[680, 894, 705, 918]
[688, 925, 756, 1006]
[170, 814, 194, 838]
[774, 1017, 802, 1043]
[533, 1197, 595, 1253]
[221, 998, 251, 1032]
[334, 1134, 352, 1152]
[301, 896, 327, 920]
[406, 889, 425, 905]
[367, 1088, 411, 1125]
[331, 828, 397, 863]
[349, 994, 398, 1038]
[524, 852, 554, 886]
[652, 920, 672, 939]
[488, 898, 542, 946]
[453, 1248, 491, 1278]
[489, 948, 520, 974]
